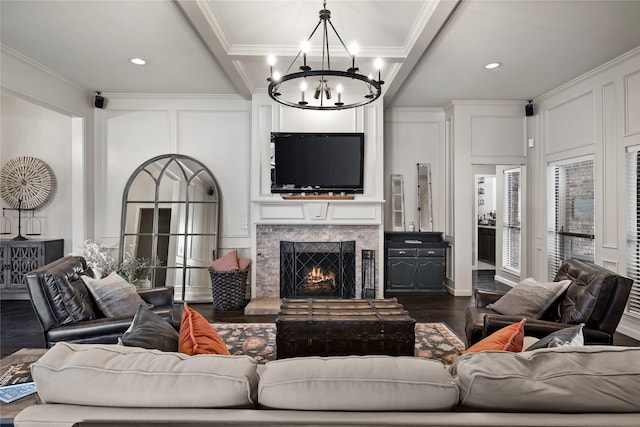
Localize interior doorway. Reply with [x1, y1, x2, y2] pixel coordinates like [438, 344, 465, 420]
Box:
[471, 164, 525, 282]
[473, 167, 497, 270]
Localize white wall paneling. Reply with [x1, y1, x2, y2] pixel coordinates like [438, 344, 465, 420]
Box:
[625, 70, 640, 136]
[545, 92, 595, 155]
[533, 47, 640, 339]
[470, 115, 527, 160]
[384, 108, 445, 231]
[601, 82, 618, 249]
[446, 101, 527, 296]
[100, 109, 171, 241]
[177, 109, 251, 238]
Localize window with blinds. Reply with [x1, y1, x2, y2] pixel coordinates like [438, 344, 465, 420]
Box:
[547, 156, 595, 280]
[502, 167, 521, 273]
[626, 146, 640, 319]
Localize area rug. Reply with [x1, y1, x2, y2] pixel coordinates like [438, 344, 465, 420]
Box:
[214, 322, 465, 365]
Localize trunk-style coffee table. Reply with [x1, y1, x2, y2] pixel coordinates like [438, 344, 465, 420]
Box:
[276, 298, 416, 359]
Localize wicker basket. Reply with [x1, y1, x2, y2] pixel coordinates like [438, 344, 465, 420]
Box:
[209, 268, 249, 311]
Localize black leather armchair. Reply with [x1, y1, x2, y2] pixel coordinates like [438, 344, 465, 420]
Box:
[465, 259, 633, 347]
[26, 256, 176, 348]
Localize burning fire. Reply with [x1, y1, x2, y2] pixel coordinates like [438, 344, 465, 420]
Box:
[305, 266, 336, 289]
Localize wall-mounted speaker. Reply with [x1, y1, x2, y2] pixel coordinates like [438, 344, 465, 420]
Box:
[94, 92, 105, 109]
[525, 101, 534, 117]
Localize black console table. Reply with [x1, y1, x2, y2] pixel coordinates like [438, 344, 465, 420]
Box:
[0, 239, 64, 299]
[384, 232, 448, 296]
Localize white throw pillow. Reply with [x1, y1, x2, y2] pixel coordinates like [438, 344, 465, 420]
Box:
[487, 277, 571, 319]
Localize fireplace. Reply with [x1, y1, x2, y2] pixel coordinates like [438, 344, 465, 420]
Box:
[280, 241, 356, 298]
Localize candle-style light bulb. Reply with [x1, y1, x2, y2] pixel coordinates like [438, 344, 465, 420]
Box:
[299, 80, 308, 105]
[347, 42, 359, 73]
[267, 54, 276, 81]
[272, 70, 281, 82]
[374, 57, 384, 83]
[300, 40, 311, 71]
[335, 84, 344, 106]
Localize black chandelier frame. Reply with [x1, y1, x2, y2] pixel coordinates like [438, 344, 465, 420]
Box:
[267, 1, 384, 111]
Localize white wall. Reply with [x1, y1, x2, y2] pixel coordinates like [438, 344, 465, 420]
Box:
[0, 95, 72, 250]
[1, 47, 95, 254]
[528, 47, 640, 339]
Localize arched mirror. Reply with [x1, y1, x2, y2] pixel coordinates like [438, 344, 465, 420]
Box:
[119, 154, 219, 302]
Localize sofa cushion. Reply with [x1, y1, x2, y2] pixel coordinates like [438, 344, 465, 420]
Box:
[464, 319, 526, 354]
[120, 304, 179, 352]
[487, 278, 571, 319]
[81, 272, 148, 317]
[258, 355, 458, 411]
[454, 346, 640, 413]
[179, 303, 230, 356]
[32, 343, 258, 408]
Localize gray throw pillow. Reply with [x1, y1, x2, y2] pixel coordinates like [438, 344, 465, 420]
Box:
[81, 272, 148, 317]
[487, 277, 572, 319]
[525, 323, 584, 351]
[120, 304, 179, 352]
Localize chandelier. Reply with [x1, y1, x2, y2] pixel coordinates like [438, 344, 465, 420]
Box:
[267, 0, 384, 111]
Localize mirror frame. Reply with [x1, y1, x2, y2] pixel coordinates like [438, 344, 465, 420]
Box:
[119, 154, 219, 302]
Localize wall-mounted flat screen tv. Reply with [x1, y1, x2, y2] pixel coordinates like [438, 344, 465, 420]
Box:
[271, 132, 365, 194]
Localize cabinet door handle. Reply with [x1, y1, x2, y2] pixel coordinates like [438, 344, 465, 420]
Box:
[427, 250, 435, 255]
[399, 250, 406, 255]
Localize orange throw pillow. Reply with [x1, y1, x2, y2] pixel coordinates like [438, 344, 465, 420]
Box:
[464, 319, 526, 354]
[179, 302, 230, 356]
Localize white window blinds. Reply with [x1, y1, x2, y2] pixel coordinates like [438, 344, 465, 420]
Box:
[502, 167, 521, 273]
[626, 145, 640, 319]
[547, 156, 595, 280]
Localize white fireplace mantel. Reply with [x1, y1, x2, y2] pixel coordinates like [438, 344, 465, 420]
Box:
[251, 198, 384, 225]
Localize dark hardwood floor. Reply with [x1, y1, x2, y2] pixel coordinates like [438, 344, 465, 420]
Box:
[2, 270, 638, 357]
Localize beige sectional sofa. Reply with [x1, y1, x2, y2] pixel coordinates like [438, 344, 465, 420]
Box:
[15, 343, 640, 427]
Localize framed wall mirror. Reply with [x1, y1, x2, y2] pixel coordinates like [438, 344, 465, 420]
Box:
[417, 163, 433, 231]
[119, 154, 219, 302]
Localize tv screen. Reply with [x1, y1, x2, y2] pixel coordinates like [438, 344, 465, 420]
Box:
[271, 132, 364, 194]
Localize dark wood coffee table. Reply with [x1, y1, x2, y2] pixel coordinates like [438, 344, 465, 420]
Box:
[0, 348, 47, 423]
[276, 298, 416, 359]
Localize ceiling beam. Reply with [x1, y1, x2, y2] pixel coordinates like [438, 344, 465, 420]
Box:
[173, 0, 252, 100]
[383, 0, 462, 105]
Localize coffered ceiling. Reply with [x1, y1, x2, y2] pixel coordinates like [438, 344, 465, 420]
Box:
[1, 0, 639, 108]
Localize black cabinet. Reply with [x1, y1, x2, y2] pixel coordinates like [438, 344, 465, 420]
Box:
[0, 239, 64, 298]
[384, 232, 448, 296]
[477, 227, 496, 264]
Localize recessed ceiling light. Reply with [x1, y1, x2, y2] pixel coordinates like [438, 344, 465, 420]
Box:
[484, 62, 501, 69]
[129, 58, 147, 65]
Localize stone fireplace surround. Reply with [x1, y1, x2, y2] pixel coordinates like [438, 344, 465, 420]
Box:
[255, 224, 380, 299]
